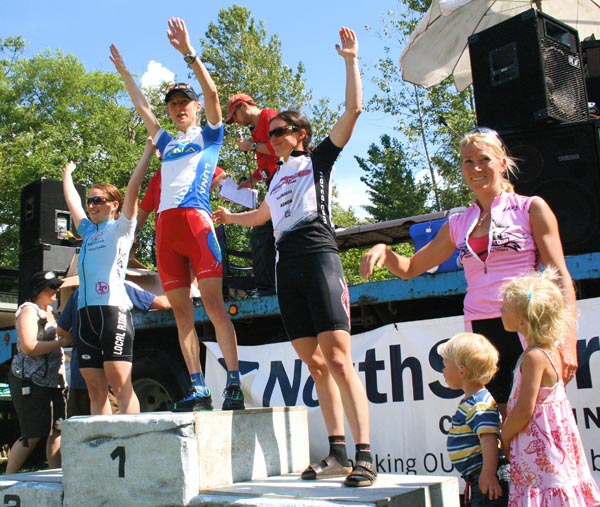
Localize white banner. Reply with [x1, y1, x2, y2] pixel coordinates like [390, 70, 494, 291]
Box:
[206, 298, 600, 484]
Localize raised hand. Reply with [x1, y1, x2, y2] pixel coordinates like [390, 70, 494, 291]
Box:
[167, 17, 193, 54]
[335, 27, 358, 60]
[109, 44, 128, 74]
[63, 161, 76, 177]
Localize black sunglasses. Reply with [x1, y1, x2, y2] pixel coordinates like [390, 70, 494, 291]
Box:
[49, 283, 62, 290]
[268, 126, 300, 138]
[86, 196, 108, 206]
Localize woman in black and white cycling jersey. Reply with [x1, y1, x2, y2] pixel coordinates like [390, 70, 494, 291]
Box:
[214, 27, 375, 488]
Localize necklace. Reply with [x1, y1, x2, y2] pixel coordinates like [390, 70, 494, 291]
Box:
[477, 211, 489, 227]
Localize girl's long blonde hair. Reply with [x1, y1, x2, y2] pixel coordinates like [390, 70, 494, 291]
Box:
[500, 268, 573, 347]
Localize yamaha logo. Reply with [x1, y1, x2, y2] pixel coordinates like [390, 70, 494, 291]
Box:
[557, 154, 580, 162]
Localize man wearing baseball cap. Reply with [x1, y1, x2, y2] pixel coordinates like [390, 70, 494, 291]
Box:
[225, 93, 279, 296]
[226, 94, 279, 188]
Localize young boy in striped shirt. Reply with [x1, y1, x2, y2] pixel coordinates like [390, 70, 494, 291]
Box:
[438, 332, 509, 507]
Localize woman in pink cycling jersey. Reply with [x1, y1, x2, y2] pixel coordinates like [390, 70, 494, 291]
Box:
[360, 128, 577, 418]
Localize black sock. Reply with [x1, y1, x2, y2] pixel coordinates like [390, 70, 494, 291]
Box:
[355, 443, 373, 464]
[328, 435, 350, 466]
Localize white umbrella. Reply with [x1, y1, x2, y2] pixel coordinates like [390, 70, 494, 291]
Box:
[400, 0, 600, 91]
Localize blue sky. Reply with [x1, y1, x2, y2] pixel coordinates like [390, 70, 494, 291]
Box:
[2, 0, 406, 217]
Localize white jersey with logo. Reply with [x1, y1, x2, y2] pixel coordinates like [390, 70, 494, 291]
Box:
[76, 216, 135, 309]
[265, 136, 341, 259]
[154, 123, 223, 214]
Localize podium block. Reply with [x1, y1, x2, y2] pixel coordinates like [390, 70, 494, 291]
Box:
[195, 407, 309, 490]
[60, 407, 309, 505]
[61, 412, 198, 507]
[0, 469, 63, 507]
[190, 473, 460, 506]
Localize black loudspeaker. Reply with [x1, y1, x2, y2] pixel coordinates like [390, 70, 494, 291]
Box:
[503, 120, 600, 255]
[582, 39, 600, 109]
[20, 178, 86, 253]
[468, 8, 588, 131]
[18, 244, 78, 303]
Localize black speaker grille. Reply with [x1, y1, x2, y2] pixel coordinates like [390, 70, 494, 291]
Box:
[542, 40, 587, 122]
[469, 8, 588, 131]
[503, 120, 600, 255]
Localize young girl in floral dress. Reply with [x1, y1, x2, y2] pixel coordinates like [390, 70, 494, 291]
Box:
[500, 269, 600, 506]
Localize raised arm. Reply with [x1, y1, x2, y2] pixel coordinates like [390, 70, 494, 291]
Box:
[529, 197, 578, 383]
[109, 44, 161, 138]
[167, 18, 221, 126]
[62, 161, 87, 231]
[122, 138, 156, 221]
[330, 27, 362, 149]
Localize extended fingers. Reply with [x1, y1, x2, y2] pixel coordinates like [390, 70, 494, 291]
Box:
[339, 27, 356, 42]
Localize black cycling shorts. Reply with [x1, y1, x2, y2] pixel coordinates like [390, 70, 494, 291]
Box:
[470, 317, 524, 404]
[276, 252, 350, 339]
[77, 305, 135, 368]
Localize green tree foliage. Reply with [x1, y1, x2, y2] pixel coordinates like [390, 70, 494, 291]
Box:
[356, 133, 429, 221]
[0, 7, 360, 275]
[197, 5, 311, 189]
[0, 37, 156, 269]
[359, 0, 476, 219]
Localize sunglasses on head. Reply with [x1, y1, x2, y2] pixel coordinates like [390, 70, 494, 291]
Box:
[268, 125, 300, 138]
[86, 196, 108, 206]
[465, 126, 507, 149]
[166, 82, 192, 91]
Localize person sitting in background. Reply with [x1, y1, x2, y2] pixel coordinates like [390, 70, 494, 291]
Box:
[438, 332, 509, 507]
[6, 271, 72, 474]
[58, 282, 170, 417]
[225, 93, 279, 296]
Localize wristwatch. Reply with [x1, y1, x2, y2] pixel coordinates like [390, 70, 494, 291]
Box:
[183, 53, 197, 66]
[251, 142, 258, 151]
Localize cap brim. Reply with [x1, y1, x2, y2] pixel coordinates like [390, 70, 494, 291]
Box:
[164, 89, 199, 103]
[225, 100, 244, 124]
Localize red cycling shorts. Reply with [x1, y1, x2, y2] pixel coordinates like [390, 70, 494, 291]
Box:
[156, 208, 223, 291]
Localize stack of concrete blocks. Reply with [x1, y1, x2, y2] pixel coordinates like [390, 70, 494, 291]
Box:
[60, 407, 309, 506]
[0, 406, 461, 506]
[0, 469, 63, 507]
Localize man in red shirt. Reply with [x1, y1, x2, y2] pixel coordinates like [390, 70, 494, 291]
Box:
[225, 94, 279, 295]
